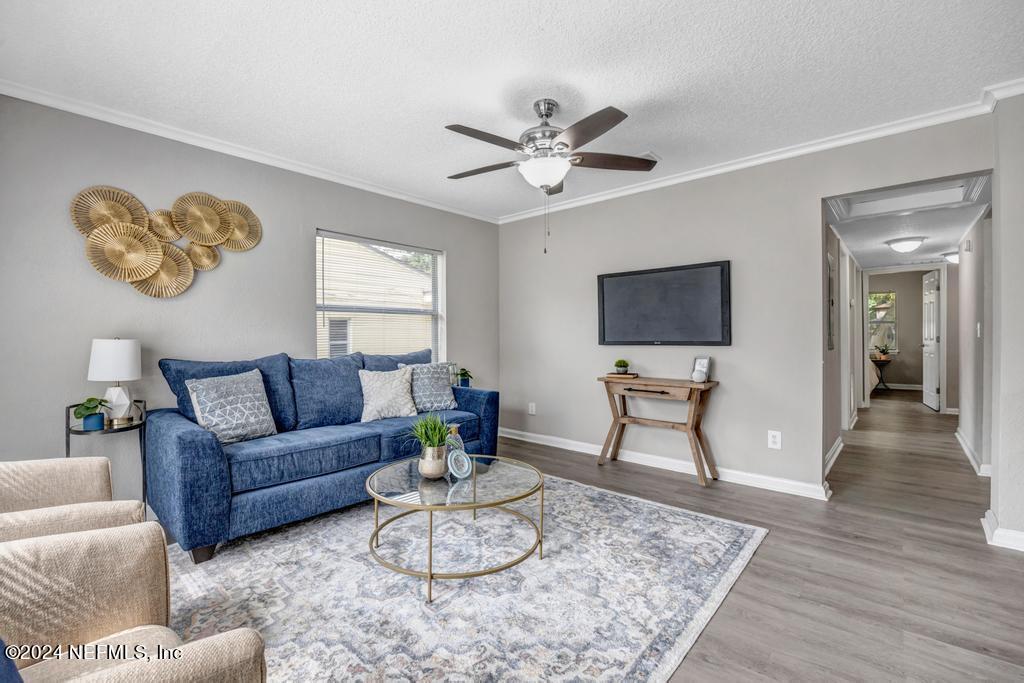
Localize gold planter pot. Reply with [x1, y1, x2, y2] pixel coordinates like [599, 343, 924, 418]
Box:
[418, 445, 448, 479]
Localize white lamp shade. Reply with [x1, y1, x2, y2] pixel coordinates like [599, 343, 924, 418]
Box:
[88, 339, 141, 382]
[517, 156, 572, 189]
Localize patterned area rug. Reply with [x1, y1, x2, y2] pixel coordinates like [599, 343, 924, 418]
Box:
[168, 476, 766, 681]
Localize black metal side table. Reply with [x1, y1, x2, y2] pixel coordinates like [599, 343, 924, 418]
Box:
[65, 399, 147, 514]
[871, 358, 892, 390]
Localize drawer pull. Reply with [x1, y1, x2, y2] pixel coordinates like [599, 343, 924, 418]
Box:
[624, 387, 669, 395]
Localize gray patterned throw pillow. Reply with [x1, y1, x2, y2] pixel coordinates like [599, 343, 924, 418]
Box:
[400, 362, 457, 412]
[185, 369, 277, 444]
[359, 367, 418, 422]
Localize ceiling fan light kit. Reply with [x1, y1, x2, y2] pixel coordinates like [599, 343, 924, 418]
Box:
[446, 98, 658, 195]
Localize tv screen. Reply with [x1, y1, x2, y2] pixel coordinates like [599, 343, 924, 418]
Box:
[598, 261, 731, 345]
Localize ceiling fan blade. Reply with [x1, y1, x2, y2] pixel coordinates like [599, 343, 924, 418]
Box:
[447, 160, 519, 180]
[544, 180, 564, 196]
[445, 125, 526, 153]
[552, 107, 627, 151]
[571, 152, 657, 171]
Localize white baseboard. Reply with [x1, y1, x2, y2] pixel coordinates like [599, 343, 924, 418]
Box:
[941, 407, 960, 415]
[982, 510, 1024, 552]
[824, 437, 844, 477]
[955, 429, 992, 477]
[498, 427, 832, 501]
[848, 412, 858, 430]
[883, 383, 923, 390]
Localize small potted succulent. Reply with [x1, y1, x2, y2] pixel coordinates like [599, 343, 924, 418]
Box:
[410, 413, 450, 479]
[75, 397, 109, 431]
[457, 367, 473, 388]
[874, 344, 892, 360]
[613, 359, 630, 374]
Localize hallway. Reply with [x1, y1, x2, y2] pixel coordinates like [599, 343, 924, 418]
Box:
[501, 388, 1024, 678]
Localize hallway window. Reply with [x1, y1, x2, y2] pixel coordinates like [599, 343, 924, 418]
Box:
[868, 291, 897, 352]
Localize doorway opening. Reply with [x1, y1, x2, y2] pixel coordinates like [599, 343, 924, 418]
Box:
[821, 171, 993, 483]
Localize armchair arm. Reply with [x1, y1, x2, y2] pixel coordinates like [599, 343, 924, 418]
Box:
[0, 522, 169, 670]
[0, 457, 111, 514]
[80, 628, 266, 683]
[0, 500, 144, 543]
[453, 387, 499, 455]
[145, 409, 231, 551]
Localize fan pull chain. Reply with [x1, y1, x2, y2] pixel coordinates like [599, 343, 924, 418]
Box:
[543, 192, 550, 254]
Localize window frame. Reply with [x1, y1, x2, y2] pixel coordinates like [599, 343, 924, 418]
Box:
[315, 229, 446, 360]
[868, 290, 898, 353]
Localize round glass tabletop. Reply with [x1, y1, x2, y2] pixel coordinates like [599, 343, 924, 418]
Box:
[366, 455, 542, 510]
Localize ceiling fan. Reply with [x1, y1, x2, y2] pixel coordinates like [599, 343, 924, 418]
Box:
[445, 98, 657, 195]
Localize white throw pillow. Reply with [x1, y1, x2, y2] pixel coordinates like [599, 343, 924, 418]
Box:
[359, 367, 417, 422]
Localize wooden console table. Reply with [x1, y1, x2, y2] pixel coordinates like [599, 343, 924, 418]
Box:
[597, 376, 720, 487]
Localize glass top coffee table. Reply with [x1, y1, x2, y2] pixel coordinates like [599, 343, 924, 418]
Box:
[365, 455, 544, 603]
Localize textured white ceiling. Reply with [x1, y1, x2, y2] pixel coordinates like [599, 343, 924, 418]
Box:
[2, 1, 1023, 222]
[829, 175, 991, 268]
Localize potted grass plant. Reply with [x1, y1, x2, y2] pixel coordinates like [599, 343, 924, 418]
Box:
[613, 359, 630, 374]
[74, 397, 109, 431]
[410, 413, 450, 479]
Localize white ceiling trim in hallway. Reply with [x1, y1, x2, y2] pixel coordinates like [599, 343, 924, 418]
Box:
[3, 76, 1023, 226]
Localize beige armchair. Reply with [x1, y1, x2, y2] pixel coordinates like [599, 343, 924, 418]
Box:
[0, 457, 144, 543]
[0, 521, 266, 681]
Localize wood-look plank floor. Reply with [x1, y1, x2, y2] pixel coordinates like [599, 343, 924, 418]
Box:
[498, 390, 1024, 681]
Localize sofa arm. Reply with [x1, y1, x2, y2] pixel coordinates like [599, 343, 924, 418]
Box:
[453, 387, 499, 455]
[0, 522, 170, 670]
[80, 628, 267, 683]
[145, 409, 231, 552]
[0, 457, 112, 514]
[0, 500, 144, 543]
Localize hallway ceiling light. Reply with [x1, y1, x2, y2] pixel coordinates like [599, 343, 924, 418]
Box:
[885, 237, 926, 253]
[943, 251, 960, 264]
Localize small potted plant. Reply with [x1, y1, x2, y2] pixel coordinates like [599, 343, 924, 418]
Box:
[874, 344, 891, 360]
[613, 359, 630, 374]
[410, 413, 450, 479]
[74, 397, 109, 431]
[457, 367, 473, 388]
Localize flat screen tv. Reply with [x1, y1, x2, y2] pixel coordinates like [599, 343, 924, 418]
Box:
[598, 261, 731, 345]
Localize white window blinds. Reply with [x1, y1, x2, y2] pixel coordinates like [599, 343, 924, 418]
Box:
[316, 230, 443, 360]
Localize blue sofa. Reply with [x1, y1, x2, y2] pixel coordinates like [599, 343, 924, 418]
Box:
[145, 351, 498, 563]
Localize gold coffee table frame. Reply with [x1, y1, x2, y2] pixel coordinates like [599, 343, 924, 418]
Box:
[366, 456, 544, 603]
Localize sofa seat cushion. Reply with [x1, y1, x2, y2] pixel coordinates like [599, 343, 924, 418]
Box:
[223, 425, 380, 493]
[159, 353, 297, 432]
[361, 410, 480, 462]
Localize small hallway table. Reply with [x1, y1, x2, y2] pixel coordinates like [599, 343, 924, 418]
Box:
[597, 375, 720, 487]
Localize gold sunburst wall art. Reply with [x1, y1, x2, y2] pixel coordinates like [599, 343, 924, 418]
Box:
[70, 186, 264, 299]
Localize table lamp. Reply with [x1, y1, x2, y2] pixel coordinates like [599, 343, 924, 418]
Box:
[88, 338, 141, 426]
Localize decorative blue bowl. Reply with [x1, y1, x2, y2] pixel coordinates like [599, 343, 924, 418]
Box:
[82, 413, 105, 431]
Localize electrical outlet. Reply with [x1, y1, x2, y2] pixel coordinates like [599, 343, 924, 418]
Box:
[528, 402, 536, 416]
[767, 430, 782, 450]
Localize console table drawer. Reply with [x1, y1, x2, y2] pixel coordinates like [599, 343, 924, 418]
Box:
[608, 382, 692, 401]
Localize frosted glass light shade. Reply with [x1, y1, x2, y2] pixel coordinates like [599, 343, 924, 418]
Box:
[885, 237, 925, 254]
[88, 339, 141, 381]
[517, 156, 572, 189]
[943, 252, 960, 264]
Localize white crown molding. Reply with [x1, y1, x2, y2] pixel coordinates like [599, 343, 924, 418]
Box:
[982, 510, 1024, 552]
[955, 429, 991, 477]
[498, 77, 1024, 224]
[0, 78, 499, 225]
[4, 75, 1022, 226]
[499, 427, 832, 501]
[824, 436, 844, 477]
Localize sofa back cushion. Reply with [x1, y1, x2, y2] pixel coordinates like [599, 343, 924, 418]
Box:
[290, 353, 365, 429]
[362, 348, 432, 372]
[159, 353, 297, 432]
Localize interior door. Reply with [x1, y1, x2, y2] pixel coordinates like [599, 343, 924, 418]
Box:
[922, 270, 940, 411]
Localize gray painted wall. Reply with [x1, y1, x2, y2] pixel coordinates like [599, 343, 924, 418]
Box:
[958, 217, 988, 465]
[0, 95, 499, 500]
[991, 94, 1024, 534]
[823, 225, 841, 453]
[869, 271, 925, 386]
[499, 115, 993, 488]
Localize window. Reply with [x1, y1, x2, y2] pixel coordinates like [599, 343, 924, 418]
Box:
[868, 291, 897, 352]
[316, 231, 443, 360]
